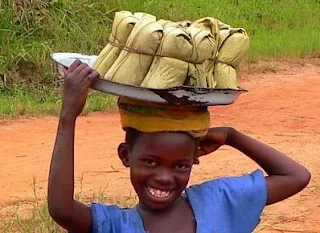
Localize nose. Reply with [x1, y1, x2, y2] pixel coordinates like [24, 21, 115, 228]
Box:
[153, 167, 174, 186]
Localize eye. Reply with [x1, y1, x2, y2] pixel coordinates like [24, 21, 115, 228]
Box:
[144, 159, 156, 167]
[175, 164, 191, 172]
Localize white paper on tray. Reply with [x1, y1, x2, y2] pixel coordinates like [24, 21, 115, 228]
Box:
[51, 53, 98, 74]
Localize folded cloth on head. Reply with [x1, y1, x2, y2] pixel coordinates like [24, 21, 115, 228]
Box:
[118, 97, 210, 138]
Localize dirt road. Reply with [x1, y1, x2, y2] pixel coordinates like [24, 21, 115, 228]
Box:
[1, 62, 319, 232]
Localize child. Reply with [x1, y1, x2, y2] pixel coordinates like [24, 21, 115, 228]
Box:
[48, 60, 311, 233]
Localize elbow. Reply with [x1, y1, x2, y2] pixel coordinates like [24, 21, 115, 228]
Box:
[48, 206, 71, 224]
[47, 198, 73, 224]
[302, 168, 311, 187]
[295, 167, 311, 191]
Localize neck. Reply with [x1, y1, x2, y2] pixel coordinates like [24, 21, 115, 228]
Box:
[137, 196, 183, 215]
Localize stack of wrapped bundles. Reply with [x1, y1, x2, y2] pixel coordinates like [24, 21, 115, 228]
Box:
[93, 11, 250, 89]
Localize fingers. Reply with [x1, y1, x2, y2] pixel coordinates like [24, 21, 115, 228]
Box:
[64, 59, 99, 90]
[67, 60, 98, 78]
[87, 70, 100, 80]
[197, 142, 221, 157]
[62, 66, 68, 75]
[68, 60, 82, 72]
[72, 63, 90, 76]
[196, 144, 206, 157]
[84, 70, 100, 85]
[198, 135, 208, 144]
[196, 149, 206, 157]
[77, 66, 93, 79]
[193, 156, 200, 165]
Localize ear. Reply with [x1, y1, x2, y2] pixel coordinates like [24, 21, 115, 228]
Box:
[118, 143, 130, 167]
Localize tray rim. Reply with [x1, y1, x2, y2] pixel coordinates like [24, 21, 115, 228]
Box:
[51, 52, 248, 106]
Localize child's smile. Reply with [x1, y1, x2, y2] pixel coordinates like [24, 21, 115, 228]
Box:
[147, 186, 171, 198]
[145, 186, 173, 205]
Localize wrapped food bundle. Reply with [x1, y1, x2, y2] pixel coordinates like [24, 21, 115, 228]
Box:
[94, 11, 250, 89]
[93, 11, 138, 76]
[140, 27, 191, 88]
[214, 28, 249, 88]
[93, 11, 156, 77]
[141, 26, 215, 88]
[105, 19, 163, 85]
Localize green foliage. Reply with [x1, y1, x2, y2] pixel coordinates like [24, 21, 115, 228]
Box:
[0, 89, 116, 118]
[1, 0, 115, 90]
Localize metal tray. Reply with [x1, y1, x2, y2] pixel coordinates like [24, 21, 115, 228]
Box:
[51, 52, 247, 106]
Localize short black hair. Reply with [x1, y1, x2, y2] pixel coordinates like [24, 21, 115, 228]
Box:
[125, 127, 196, 148]
[125, 127, 142, 149]
[124, 128, 199, 163]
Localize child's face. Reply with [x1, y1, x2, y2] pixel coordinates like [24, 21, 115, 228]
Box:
[118, 131, 197, 210]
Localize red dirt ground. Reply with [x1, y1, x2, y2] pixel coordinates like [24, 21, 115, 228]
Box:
[1, 62, 319, 232]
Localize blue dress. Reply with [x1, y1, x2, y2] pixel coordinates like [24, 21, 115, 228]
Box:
[90, 169, 267, 233]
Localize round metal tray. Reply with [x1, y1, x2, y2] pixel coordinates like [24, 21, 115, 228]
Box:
[51, 52, 247, 106]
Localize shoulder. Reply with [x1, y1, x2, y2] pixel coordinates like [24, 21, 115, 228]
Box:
[187, 169, 267, 200]
[90, 204, 140, 233]
[186, 170, 267, 232]
[215, 169, 267, 200]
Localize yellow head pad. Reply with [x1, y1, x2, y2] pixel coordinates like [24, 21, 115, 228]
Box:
[118, 97, 210, 138]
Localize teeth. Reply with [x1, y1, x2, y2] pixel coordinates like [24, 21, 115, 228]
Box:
[147, 187, 170, 198]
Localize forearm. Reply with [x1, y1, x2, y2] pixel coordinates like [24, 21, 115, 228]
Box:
[48, 114, 76, 219]
[227, 128, 306, 176]
[227, 128, 311, 204]
[47, 61, 98, 232]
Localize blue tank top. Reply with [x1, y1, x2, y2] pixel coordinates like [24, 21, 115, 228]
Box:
[90, 169, 267, 233]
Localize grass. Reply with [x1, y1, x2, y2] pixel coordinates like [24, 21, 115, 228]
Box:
[0, 89, 117, 119]
[0, 176, 136, 233]
[1, 177, 62, 233]
[1, 202, 62, 233]
[1, 195, 137, 233]
[1, 0, 320, 117]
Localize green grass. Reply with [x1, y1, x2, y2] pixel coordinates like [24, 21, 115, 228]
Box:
[1, 195, 137, 233]
[0, 176, 136, 233]
[0, 89, 117, 118]
[1, 0, 320, 117]
[1, 202, 62, 233]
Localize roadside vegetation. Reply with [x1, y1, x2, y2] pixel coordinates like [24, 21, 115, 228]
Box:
[1, 0, 319, 117]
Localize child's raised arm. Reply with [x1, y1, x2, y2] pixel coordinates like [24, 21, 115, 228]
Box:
[197, 127, 311, 205]
[48, 60, 99, 233]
